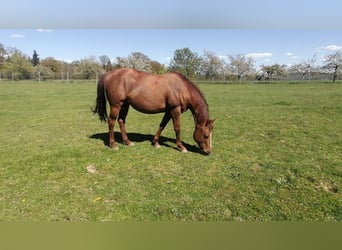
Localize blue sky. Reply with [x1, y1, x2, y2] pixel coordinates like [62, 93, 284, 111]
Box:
[1, 29, 342, 68]
[1, 1, 342, 68]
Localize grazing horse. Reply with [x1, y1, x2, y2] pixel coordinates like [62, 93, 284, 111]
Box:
[93, 68, 215, 154]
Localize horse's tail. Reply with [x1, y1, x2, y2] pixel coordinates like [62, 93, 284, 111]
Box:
[93, 74, 108, 122]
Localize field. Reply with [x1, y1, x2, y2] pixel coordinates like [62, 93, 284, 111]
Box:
[0, 80, 341, 221]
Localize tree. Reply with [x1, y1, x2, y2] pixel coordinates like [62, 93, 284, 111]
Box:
[31, 50, 40, 66]
[74, 57, 103, 80]
[99, 55, 112, 71]
[290, 63, 309, 82]
[290, 56, 316, 82]
[34, 64, 53, 81]
[41, 57, 62, 78]
[323, 51, 342, 83]
[228, 54, 255, 82]
[200, 50, 224, 81]
[0, 43, 7, 80]
[4, 51, 34, 80]
[305, 55, 316, 81]
[116, 52, 152, 72]
[258, 64, 287, 82]
[169, 48, 201, 78]
[150, 61, 167, 74]
[0, 43, 6, 63]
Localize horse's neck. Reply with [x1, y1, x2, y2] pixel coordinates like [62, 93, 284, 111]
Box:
[189, 92, 209, 126]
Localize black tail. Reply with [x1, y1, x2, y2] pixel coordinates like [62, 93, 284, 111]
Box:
[93, 75, 108, 122]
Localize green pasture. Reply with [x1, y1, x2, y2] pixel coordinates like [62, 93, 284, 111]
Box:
[0, 80, 341, 221]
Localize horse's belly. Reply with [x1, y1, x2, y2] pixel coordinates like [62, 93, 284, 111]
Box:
[126, 86, 183, 114]
[129, 99, 166, 114]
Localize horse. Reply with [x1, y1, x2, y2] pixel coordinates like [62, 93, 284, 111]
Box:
[93, 68, 215, 154]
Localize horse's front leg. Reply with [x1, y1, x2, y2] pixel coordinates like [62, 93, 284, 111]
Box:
[171, 107, 188, 153]
[108, 105, 120, 149]
[153, 111, 171, 148]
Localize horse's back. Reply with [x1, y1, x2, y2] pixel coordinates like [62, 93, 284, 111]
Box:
[101, 69, 190, 113]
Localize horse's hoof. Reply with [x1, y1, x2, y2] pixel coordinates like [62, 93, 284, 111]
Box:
[123, 140, 135, 146]
[154, 143, 161, 149]
[109, 144, 119, 150]
[179, 147, 188, 153]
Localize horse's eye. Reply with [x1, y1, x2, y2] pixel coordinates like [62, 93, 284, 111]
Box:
[204, 134, 209, 139]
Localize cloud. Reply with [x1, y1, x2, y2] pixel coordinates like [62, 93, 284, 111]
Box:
[246, 53, 272, 58]
[36, 29, 53, 32]
[317, 45, 342, 51]
[286, 52, 299, 59]
[55, 58, 72, 63]
[10, 34, 24, 38]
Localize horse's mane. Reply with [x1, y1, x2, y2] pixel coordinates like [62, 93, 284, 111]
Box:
[170, 72, 208, 108]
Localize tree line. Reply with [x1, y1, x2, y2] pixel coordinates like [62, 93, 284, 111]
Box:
[0, 43, 341, 82]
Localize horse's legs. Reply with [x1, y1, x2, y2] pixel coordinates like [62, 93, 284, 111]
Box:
[153, 111, 171, 148]
[108, 105, 121, 149]
[118, 102, 134, 146]
[171, 107, 187, 153]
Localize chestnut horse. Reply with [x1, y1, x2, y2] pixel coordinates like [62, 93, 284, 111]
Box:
[93, 68, 215, 154]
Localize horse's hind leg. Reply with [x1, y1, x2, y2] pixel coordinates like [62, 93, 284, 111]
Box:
[153, 111, 171, 148]
[118, 102, 134, 146]
[108, 105, 120, 149]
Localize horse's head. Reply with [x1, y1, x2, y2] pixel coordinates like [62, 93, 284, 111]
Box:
[193, 119, 215, 155]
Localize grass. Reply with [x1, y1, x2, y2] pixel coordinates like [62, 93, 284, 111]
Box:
[0, 80, 341, 221]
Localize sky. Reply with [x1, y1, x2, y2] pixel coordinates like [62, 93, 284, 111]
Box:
[1, 1, 342, 68]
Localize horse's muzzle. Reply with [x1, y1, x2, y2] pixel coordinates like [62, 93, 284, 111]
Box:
[201, 150, 211, 156]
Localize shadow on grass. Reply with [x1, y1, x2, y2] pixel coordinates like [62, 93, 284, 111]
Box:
[89, 132, 201, 154]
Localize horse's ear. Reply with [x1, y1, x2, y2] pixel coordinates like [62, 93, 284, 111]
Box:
[207, 119, 215, 127]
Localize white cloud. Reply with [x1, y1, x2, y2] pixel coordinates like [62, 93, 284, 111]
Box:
[286, 52, 299, 59]
[36, 29, 53, 32]
[10, 34, 24, 38]
[317, 45, 342, 51]
[246, 53, 272, 58]
[56, 58, 72, 63]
